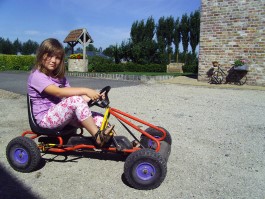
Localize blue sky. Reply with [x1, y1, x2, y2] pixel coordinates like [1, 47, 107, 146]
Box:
[0, 0, 200, 49]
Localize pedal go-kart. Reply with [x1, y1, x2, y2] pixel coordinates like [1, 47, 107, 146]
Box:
[6, 86, 172, 190]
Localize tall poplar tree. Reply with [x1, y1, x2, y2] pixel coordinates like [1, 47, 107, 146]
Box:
[189, 10, 200, 54]
[156, 17, 167, 64]
[130, 20, 145, 63]
[165, 16, 175, 63]
[130, 17, 156, 63]
[173, 18, 181, 62]
[180, 13, 190, 55]
[143, 16, 156, 63]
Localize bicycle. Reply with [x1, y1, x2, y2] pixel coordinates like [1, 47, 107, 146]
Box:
[208, 64, 227, 84]
[209, 64, 248, 85]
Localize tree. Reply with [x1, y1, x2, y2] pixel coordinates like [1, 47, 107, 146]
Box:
[64, 44, 72, 55]
[129, 17, 157, 64]
[86, 44, 98, 52]
[103, 45, 115, 58]
[0, 37, 4, 53]
[113, 44, 120, 64]
[119, 39, 132, 62]
[156, 17, 167, 64]
[130, 19, 144, 63]
[1, 38, 13, 54]
[21, 40, 39, 55]
[173, 18, 181, 62]
[75, 47, 83, 53]
[144, 17, 155, 40]
[189, 10, 200, 54]
[102, 10, 200, 65]
[180, 13, 190, 55]
[13, 38, 22, 54]
[165, 16, 175, 63]
[142, 17, 157, 63]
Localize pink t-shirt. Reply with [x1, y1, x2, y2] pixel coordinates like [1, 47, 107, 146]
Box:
[27, 69, 70, 124]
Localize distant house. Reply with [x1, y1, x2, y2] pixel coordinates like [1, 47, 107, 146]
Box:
[86, 51, 110, 59]
[68, 49, 110, 59]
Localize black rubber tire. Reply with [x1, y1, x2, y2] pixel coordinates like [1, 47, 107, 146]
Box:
[6, 136, 41, 173]
[158, 141, 171, 162]
[212, 71, 225, 84]
[140, 126, 172, 149]
[238, 75, 247, 85]
[124, 148, 167, 190]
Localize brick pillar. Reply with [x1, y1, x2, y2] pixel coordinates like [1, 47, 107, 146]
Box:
[198, 0, 265, 86]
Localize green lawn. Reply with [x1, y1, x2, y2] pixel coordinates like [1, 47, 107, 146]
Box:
[105, 72, 194, 77]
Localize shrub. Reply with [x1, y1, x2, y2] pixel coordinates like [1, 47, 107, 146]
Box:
[88, 56, 114, 72]
[182, 53, 198, 73]
[87, 56, 166, 73]
[0, 55, 35, 71]
[182, 64, 198, 73]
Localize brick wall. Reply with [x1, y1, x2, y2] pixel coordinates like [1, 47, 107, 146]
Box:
[198, 0, 265, 86]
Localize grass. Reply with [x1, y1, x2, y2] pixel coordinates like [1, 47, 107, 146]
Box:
[103, 72, 194, 77]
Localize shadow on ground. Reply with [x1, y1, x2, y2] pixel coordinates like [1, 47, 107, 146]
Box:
[0, 163, 40, 199]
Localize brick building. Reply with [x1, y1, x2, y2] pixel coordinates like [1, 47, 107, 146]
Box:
[198, 0, 265, 86]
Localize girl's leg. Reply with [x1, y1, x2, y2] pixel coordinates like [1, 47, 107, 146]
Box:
[80, 112, 114, 145]
[92, 111, 106, 127]
[67, 114, 112, 146]
[39, 96, 113, 145]
[68, 112, 105, 128]
[81, 116, 98, 137]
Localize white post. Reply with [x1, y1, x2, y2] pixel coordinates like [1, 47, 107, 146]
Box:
[83, 28, 86, 61]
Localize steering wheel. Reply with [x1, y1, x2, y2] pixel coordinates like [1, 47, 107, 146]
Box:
[88, 86, 111, 108]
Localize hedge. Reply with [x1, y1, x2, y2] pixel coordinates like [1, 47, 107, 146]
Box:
[88, 56, 167, 73]
[182, 64, 198, 73]
[0, 54, 35, 71]
[0, 54, 196, 73]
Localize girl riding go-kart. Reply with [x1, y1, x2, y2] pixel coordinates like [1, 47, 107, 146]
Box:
[6, 38, 172, 190]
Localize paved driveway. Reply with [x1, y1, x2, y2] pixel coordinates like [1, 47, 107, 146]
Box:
[0, 72, 264, 199]
[0, 71, 140, 95]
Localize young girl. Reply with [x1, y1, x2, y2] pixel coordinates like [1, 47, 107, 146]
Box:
[27, 38, 114, 147]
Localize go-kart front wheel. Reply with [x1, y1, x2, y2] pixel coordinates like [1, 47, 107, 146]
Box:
[124, 148, 167, 190]
[6, 136, 41, 173]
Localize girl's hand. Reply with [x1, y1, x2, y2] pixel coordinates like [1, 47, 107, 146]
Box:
[84, 91, 105, 103]
[100, 91, 106, 100]
[86, 89, 101, 101]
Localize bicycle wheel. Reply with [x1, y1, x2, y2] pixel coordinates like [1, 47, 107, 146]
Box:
[238, 75, 247, 85]
[212, 71, 225, 84]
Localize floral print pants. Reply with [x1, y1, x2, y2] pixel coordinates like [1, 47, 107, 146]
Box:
[39, 96, 104, 129]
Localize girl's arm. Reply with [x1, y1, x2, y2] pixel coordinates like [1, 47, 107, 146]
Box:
[44, 84, 101, 101]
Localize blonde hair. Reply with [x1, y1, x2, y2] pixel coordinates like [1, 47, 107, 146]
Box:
[34, 38, 65, 78]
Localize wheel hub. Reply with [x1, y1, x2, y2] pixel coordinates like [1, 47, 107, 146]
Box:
[136, 163, 156, 180]
[14, 148, 28, 164]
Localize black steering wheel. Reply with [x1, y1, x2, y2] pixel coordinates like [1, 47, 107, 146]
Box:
[88, 86, 111, 108]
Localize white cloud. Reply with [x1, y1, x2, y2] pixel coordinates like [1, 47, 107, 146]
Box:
[52, 30, 69, 36]
[24, 30, 40, 36]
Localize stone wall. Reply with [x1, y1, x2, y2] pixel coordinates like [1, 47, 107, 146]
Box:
[68, 59, 88, 72]
[167, 63, 184, 73]
[198, 0, 265, 86]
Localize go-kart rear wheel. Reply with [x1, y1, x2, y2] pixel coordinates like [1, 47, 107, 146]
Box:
[140, 126, 172, 149]
[124, 148, 167, 190]
[6, 136, 41, 173]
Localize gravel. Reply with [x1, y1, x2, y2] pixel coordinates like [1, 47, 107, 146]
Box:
[0, 83, 265, 199]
